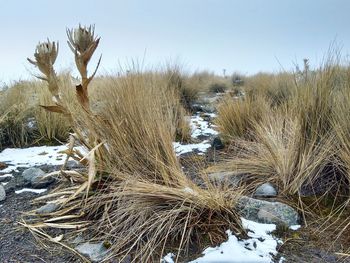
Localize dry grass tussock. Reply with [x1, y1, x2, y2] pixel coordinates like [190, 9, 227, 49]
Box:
[184, 70, 232, 94]
[22, 25, 245, 262]
[214, 56, 350, 216]
[0, 75, 73, 148]
[27, 71, 245, 262]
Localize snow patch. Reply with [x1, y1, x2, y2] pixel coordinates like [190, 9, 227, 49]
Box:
[289, 225, 301, 231]
[191, 218, 278, 263]
[173, 141, 211, 156]
[161, 253, 175, 263]
[15, 188, 47, 194]
[0, 145, 84, 173]
[163, 218, 301, 263]
[190, 115, 218, 138]
[172, 113, 218, 156]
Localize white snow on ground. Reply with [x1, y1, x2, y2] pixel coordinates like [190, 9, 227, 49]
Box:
[290, 225, 301, 231]
[15, 188, 47, 194]
[190, 115, 218, 138]
[163, 218, 301, 263]
[0, 145, 68, 173]
[173, 141, 211, 156]
[173, 113, 218, 156]
[162, 253, 175, 263]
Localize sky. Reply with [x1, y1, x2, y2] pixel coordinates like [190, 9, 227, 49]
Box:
[0, 0, 350, 84]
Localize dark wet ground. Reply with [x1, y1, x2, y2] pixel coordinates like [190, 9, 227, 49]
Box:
[0, 168, 81, 263]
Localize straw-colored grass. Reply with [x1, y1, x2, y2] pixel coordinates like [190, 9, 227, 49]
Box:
[245, 72, 295, 105]
[214, 57, 350, 201]
[0, 75, 74, 148]
[35, 73, 74, 143]
[215, 95, 271, 141]
[0, 81, 35, 148]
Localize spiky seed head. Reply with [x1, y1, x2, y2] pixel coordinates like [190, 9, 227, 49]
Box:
[66, 24, 101, 87]
[28, 40, 59, 77]
[73, 25, 95, 53]
[67, 24, 99, 56]
[27, 40, 60, 98]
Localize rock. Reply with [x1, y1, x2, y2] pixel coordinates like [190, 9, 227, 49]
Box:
[237, 196, 299, 226]
[36, 203, 59, 214]
[254, 183, 278, 197]
[22, 168, 45, 181]
[211, 137, 225, 150]
[22, 168, 54, 188]
[190, 103, 204, 112]
[208, 171, 242, 187]
[190, 103, 216, 113]
[31, 175, 55, 188]
[0, 175, 13, 183]
[66, 160, 85, 169]
[0, 185, 6, 201]
[3, 180, 16, 193]
[75, 242, 108, 262]
[201, 105, 215, 113]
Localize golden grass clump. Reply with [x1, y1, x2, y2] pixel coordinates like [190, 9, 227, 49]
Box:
[245, 72, 296, 106]
[0, 75, 74, 148]
[215, 56, 350, 201]
[184, 70, 231, 94]
[85, 178, 244, 262]
[215, 95, 271, 141]
[0, 81, 35, 147]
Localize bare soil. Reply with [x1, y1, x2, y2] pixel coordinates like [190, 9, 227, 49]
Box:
[0, 168, 81, 263]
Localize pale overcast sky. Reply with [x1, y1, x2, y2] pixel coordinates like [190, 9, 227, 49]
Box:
[0, 0, 349, 84]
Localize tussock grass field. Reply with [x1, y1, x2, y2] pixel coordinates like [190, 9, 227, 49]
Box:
[2, 24, 350, 261]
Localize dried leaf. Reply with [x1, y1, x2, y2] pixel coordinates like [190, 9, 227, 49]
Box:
[86, 150, 96, 199]
[76, 84, 89, 109]
[39, 105, 68, 115]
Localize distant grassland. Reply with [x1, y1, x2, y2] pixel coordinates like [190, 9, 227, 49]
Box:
[0, 69, 235, 149]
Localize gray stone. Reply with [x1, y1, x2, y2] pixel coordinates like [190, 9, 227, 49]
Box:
[36, 202, 59, 214]
[0, 174, 12, 183]
[3, 180, 16, 193]
[22, 168, 45, 181]
[66, 160, 84, 169]
[190, 103, 216, 113]
[22, 168, 54, 188]
[75, 242, 108, 262]
[237, 196, 299, 226]
[201, 105, 216, 113]
[254, 183, 278, 197]
[0, 185, 6, 201]
[211, 137, 225, 150]
[208, 171, 242, 187]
